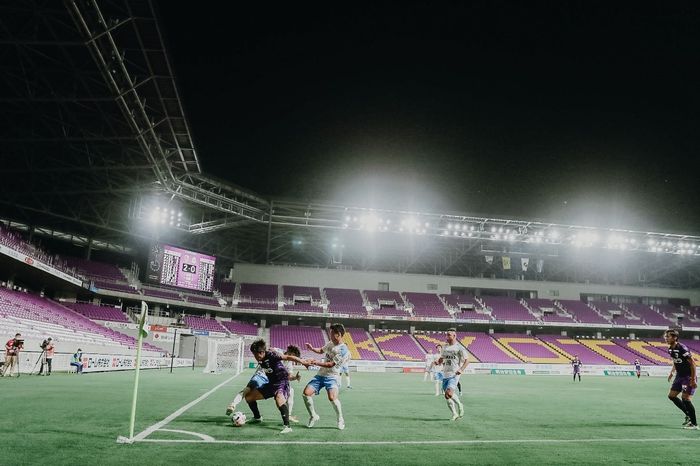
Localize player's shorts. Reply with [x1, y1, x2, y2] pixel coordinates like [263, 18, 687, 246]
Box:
[306, 375, 340, 394]
[340, 365, 349, 374]
[573, 368, 580, 374]
[442, 375, 460, 392]
[671, 376, 697, 395]
[434, 372, 444, 382]
[247, 373, 269, 390]
[258, 380, 290, 400]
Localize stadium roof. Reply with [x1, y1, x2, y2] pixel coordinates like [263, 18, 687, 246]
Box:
[1, 1, 699, 289]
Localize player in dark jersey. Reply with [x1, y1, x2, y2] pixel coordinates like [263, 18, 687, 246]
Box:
[634, 359, 641, 379]
[245, 339, 310, 433]
[571, 355, 582, 382]
[664, 329, 698, 430]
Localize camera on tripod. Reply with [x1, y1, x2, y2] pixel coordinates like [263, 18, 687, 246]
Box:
[12, 339, 24, 348]
[40, 339, 50, 350]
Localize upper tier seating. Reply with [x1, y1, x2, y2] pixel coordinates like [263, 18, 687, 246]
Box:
[64, 257, 126, 282]
[142, 286, 183, 302]
[623, 303, 675, 326]
[557, 300, 610, 324]
[525, 299, 575, 323]
[185, 294, 222, 307]
[238, 283, 279, 303]
[282, 286, 322, 302]
[403, 292, 451, 318]
[482, 296, 537, 322]
[325, 288, 368, 316]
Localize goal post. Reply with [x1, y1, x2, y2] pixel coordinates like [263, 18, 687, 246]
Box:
[203, 337, 245, 375]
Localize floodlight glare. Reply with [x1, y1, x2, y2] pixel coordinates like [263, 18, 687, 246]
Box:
[447, 224, 453, 230]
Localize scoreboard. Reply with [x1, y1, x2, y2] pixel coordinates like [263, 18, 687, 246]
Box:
[146, 243, 216, 292]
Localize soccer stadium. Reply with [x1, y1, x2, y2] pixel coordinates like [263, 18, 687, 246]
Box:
[2, 2, 700, 465]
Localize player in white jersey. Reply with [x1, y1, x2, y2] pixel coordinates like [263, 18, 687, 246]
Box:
[434, 329, 469, 420]
[302, 323, 351, 430]
[423, 348, 435, 382]
[281, 345, 303, 422]
[433, 344, 444, 396]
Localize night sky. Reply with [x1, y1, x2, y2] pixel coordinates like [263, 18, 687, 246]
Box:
[158, 2, 700, 234]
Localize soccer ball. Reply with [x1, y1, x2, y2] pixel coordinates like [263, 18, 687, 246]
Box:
[231, 411, 246, 427]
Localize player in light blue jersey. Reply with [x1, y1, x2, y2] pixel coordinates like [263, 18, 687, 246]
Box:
[302, 323, 351, 430]
[340, 363, 352, 389]
[434, 329, 469, 420]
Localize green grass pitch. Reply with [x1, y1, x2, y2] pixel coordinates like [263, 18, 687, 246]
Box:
[2, 368, 698, 465]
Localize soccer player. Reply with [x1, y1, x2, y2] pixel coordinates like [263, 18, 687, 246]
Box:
[339, 363, 352, 389]
[433, 344, 444, 396]
[434, 329, 469, 420]
[634, 359, 641, 379]
[423, 348, 435, 382]
[302, 323, 351, 430]
[226, 345, 302, 419]
[664, 329, 698, 429]
[244, 339, 310, 434]
[571, 355, 582, 382]
[281, 345, 303, 423]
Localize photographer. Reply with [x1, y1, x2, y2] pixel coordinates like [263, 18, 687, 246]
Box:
[38, 338, 54, 376]
[1, 333, 24, 377]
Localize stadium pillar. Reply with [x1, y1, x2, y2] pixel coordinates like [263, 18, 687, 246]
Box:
[629, 332, 635, 339]
[85, 238, 93, 260]
[409, 325, 415, 334]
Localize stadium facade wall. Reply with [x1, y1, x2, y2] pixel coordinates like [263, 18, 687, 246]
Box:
[231, 264, 700, 305]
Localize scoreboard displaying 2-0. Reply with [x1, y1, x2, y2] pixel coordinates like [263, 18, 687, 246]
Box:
[146, 243, 216, 292]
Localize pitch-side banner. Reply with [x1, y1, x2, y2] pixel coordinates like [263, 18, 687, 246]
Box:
[81, 354, 191, 372]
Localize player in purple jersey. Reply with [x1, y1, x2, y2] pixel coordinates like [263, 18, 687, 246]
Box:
[664, 329, 698, 430]
[245, 339, 310, 434]
[571, 355, 582, 382]
[634, 359, 641, 379]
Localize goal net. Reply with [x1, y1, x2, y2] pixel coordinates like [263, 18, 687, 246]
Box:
[203, 337, 245, 375]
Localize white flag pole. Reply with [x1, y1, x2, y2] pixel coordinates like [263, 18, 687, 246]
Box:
[126, 301, 147, 441]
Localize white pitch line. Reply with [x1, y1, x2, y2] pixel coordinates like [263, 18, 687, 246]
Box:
[131, 372, 242, 442]
[136, 437, 697, 446]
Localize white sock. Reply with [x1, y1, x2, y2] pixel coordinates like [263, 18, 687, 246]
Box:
[331, 399, 343, 421]
[232, 391, 243, 407]
[446, 398, 457, 416]
[452, 394, 464, 412]
[346, 375, 351, 387]
[303, 395, 317, 418]
[288, 387, 295, 416]
[435, 381, 440, 395]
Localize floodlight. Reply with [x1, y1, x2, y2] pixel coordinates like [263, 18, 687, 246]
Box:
[447, 224, 453, 230]
[491, 226, 496, 233]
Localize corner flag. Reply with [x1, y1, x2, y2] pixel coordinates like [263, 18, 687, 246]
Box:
[138, 301, 149, 338]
